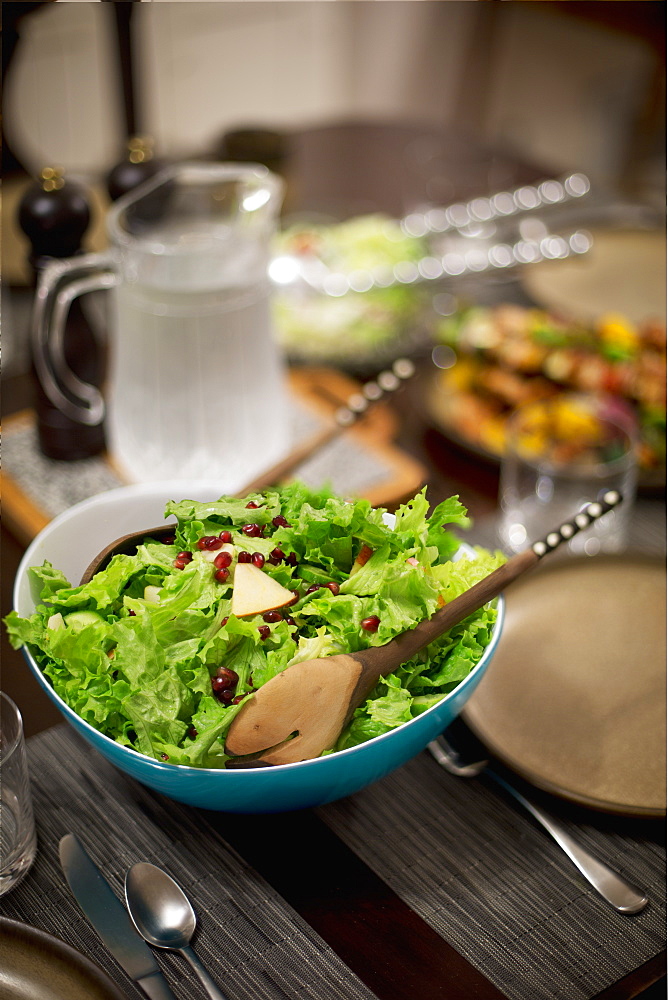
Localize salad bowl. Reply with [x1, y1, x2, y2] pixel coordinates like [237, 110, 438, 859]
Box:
[12, 482, 505, 813]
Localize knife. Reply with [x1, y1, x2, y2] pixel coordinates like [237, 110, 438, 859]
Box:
[59, 833, 178, 1000]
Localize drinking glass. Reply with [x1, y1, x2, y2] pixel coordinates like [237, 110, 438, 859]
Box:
[0, 693, 37, 895]
[498, 394, 638, 556]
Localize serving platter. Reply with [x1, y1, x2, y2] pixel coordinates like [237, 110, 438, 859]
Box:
[0, 918, 125, 1000]
[462, 553, 666, 818]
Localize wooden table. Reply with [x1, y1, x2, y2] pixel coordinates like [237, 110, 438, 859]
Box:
[2, 122, 664, 1000]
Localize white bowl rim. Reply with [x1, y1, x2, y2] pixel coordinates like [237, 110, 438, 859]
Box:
[14, 484, 505, 775]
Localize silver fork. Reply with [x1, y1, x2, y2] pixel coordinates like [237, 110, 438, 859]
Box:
[428, 733, 648, 914]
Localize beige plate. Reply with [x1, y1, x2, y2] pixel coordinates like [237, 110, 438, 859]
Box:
[0, 918, 125, 1000]
[521, 228, 667, 325]
[463, 554, 666, 817]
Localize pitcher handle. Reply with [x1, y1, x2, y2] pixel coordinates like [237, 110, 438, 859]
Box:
[32, 252, 119, 426]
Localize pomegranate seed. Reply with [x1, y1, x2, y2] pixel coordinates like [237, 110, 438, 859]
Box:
[214, 551, 232, 569]
[174, 551, 192, 569]
[188, 726, 198, 739]
[287, 590, 300, 606]
[257, 625, 271, 640]
[246, 500, 259, 508]
[361, 615, 380, 632]
[251, 552, 265, 568]
[306, 584, 322, 594]
[211, 676, 227, 693]
[325, 582, 340, 595]
[220, 616, 229, 627]
[262, 610, 282, 623]
[270, 547, 285, 561]
[283, 615, 296, 626]
[219, 530, 232, 543]
[216, 666, 239, 687]
[285, 552, 298, 566]
[128, 609, 136, 617]
[268, 555, 280, 566]
[220, 689, 235, 704]
[215, 567, 230, 583]
[160, 753, 170, 761]
[272, 515, 290, 528]
[242, 523, 262, 537]
[237, 551, 251, 563]
[162, 535, 175, 545]
[232, 694, 245, 704]
[197, 535, 223, 550]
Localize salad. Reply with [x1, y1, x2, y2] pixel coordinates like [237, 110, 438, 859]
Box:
[5, 484, 504, 768]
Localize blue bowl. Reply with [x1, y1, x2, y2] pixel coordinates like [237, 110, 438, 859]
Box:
[14, 484, 504, 813]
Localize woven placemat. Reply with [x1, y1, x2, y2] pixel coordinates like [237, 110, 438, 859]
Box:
[1, 726, 378, 1000]
[317, 751, 666, 1000]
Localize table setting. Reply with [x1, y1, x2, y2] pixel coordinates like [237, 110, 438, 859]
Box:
[1, 114, 665, 1000]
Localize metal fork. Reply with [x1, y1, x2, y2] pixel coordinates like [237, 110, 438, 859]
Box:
[428, 732, 648, 914]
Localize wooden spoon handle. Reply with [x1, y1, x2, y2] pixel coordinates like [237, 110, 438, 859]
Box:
[355, 490, 624, 684]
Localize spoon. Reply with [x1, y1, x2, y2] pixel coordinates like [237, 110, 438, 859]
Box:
[225, 492, 624, 765]
[78, 359, 416, 586]
[125, 862, 228, 1000]
[428, 730, 649, 914]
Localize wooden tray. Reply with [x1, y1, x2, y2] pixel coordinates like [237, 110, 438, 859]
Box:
[1, 367, 427, 546]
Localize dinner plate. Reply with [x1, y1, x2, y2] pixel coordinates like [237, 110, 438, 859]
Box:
[462, 553, 666, 817]
[0, 918, 125, 1000]
[521, 228, 666, 324]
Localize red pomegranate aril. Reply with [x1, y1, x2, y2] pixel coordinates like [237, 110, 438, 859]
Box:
[188, 726, 198, 740]
[197, 535, 223, 550]
[219, 530, 232, 543]
[257, 625, 271, 640]
[251, 552, 265, 568]
[237, 551, 251, 563]
[162, 535, 175, 545]
[215, 567, 230, 583]
[160, 753, 170, 761]
[285, 552, 298, 566]
[214, 551, 232, 569]
[232, 694, 245, 705]
[216, 666, 239, 687]
[270, 547, 285, 561]
[220, 616, 229, 627]
[361, 615, 381, 632]
[174, 551, 192, 569]
[268, 555, 280, 566]
[262, 610, 282, 623]
[242, 523, 262, 538]
[283, 615, 296, 626]
[272, 514, 290, 528]
[220, 689, 235, 704]
[325, 581, 340, 596]
[246, 501, 259, 508]
[306, 584, 322, 594]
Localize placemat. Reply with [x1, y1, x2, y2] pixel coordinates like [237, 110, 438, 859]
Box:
[317, 752, 666, 1000]
[1, 726, 378, 1000]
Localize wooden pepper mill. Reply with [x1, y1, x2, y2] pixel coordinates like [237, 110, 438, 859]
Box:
[105, 135, 164, 201]
[18, 167, 106, 460]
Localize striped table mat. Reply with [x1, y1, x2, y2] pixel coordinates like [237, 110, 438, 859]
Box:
[1, 726, 378, 1000]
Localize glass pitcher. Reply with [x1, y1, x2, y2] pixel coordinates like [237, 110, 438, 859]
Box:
[33, 162, 290, 490]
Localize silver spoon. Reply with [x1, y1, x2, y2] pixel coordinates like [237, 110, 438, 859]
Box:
[428, 734, 649, 914]
[125, 862, 228, 1000]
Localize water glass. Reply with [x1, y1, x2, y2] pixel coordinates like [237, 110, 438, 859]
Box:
[498, 394, 638, 556]
[0, 693, 37, 895]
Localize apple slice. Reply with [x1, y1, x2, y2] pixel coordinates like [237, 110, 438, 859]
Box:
[231, 562, 295, 618]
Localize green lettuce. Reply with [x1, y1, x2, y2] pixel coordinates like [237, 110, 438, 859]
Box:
[5, 483, 504, 767]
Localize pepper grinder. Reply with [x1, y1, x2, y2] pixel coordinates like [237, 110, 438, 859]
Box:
[18, 167, 106, 460]
[105, 135, 164, 201]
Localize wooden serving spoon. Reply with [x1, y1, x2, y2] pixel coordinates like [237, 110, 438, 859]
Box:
[225, 492, 623, 766]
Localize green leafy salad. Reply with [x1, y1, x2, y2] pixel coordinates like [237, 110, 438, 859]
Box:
[5, 484, 504, 768]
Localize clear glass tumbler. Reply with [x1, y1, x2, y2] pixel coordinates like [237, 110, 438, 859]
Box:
[498, 393, 638, 556]
[0, 693, 37, 895]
